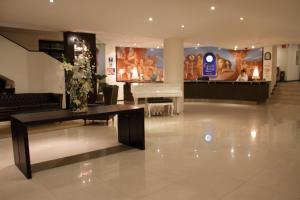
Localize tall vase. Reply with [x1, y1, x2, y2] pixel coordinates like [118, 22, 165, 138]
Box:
[70, 89, 88, 113]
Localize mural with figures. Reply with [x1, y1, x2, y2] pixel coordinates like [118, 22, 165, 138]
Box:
[116, 47, 164, 82]
[184, 47, 263, 81]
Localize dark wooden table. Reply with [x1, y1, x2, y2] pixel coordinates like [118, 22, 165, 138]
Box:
[10, 105, 145, 179]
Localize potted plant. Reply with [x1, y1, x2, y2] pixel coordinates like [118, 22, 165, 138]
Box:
[61, 40, 94, 113]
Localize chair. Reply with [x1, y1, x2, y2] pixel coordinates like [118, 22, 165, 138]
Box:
[85, 85, 119, 125]
[103, 85, 119, 105]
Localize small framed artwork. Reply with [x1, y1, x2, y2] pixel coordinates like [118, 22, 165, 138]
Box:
[296, 51, 299, 66]
[108, 57, 113, 67]
[264, 52, 272, 60]
[106, 67, 115, 75]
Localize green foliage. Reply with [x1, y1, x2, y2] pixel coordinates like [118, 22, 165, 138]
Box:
[95, 74, 107, 81]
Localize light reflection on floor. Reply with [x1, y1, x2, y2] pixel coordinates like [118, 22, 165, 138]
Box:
[0, 102, 299, 200]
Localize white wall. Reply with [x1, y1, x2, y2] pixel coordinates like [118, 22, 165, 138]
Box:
[277, 46, 288, 72]
[263, 46, 273, 82]
[105, 45, 124, 100]
[0, 26, 63, 51]
[96, 43, 106, 75]
[164, 38, 184, 113]
[27, 52, 66, 107]
[0, 35, 66, 107]
[277, 44, 300, 81]
[263, 46, 277, 95]
[0, 35, 29, 93]
[286, 45, 300, 80]
[271, 46, 277, 94]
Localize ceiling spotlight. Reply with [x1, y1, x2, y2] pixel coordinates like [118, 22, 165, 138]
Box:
[251, 45, 255, 49]
[148, 17, 153, 22]
[181, 24, 185, 29]
[210, 6, 216, 11]
[234, 45, 238, 50]
[240, 17, 244, 21]
[49, 0, 54, 2]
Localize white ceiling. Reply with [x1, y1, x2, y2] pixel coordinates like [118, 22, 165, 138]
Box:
[1, 0, 300, 49]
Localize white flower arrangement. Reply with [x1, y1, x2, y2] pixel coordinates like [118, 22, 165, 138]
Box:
[61, 40, 95, 112]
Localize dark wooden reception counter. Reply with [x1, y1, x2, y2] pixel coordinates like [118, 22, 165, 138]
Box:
[184, 81, 269, 103]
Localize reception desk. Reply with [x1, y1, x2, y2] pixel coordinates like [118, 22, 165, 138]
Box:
[184, 81, 269, 103]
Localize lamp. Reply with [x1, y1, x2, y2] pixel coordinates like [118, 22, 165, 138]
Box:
[252, 66, 260, 80]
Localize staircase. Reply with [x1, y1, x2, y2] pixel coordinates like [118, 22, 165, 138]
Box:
[269, 82, 300, 105]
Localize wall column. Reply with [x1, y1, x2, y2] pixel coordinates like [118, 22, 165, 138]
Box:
[164, 38, 184, 113]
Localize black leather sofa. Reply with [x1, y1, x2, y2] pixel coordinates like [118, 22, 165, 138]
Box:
[0, 79, 5, 89]
[0, 93, 63, 121]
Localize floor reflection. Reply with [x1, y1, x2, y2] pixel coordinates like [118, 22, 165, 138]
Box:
[0, 102, 300, 200]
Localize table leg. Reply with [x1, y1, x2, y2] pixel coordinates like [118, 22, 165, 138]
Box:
[118, 109, 145, 150]
[11, 119, 32, 179]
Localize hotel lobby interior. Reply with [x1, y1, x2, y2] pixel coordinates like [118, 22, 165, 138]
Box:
[0, 0, 300, 199]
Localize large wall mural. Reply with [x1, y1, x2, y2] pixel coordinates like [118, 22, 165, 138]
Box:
[116, 47, 164, 82]
[184, 47, 263, 81]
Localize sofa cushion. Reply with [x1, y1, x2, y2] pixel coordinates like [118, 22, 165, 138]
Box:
[40, 103, 60, 109]
[0, 93, 63, 121]
[17, 104, 42, 112]
[0, 106, 18, 113]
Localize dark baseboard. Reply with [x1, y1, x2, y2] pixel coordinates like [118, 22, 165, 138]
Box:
[283, 80, 300, 82]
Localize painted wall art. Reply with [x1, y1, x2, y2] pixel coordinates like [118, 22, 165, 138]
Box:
[116, 47, 164, 82]
[184, 47, 263, 81]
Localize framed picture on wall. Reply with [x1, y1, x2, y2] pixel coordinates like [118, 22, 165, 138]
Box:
[108, 57, 113, 67]
[106, 67, 115, 75]
[264, 52, 272, 60]
[116, 47, 164, 82]
[296, 51, 299, 66]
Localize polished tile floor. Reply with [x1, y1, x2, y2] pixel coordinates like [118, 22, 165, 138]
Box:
[0, 102, 300, 200]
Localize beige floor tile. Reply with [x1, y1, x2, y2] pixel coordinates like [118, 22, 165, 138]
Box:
[221, 183, 300, 200]
[0, 102, 300, 199]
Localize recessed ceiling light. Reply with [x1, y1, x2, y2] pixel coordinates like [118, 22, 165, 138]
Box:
[251, 45, 255, 49]
[148, 17, 153, 22]
[210, 6, 216, 11]
[49, 0, 54, 3]
[240, 17, 244, 21]
[181, 25, 185, 29]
